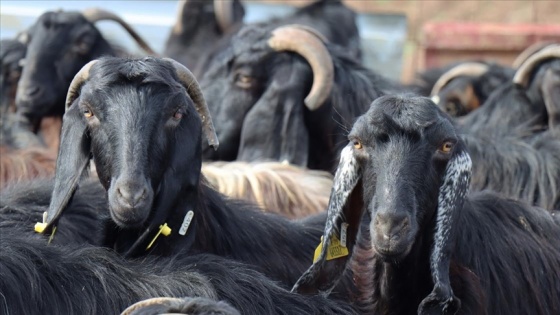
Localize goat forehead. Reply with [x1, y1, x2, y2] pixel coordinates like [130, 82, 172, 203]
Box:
[40, 11, 83, 27]
[353, 95, 456, 137]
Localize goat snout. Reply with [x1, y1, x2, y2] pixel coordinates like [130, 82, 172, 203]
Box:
[109, 177, 153, 227]
[372, 212, 414, 259]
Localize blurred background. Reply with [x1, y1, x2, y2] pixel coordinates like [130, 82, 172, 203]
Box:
[1, 0, 559, 82]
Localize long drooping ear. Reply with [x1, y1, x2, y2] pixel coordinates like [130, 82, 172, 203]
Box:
[41, 61, 97, 231]
[419, 141, 472, 315]
[43, 96, 91, 231]
[292, 145, 364, 294]
[237, 63, 309, 166]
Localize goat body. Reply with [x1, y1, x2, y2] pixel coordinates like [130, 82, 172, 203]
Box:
[294, 95, 560, 315]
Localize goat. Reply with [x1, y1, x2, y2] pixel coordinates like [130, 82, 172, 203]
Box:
[2, 227, 360, 315]
[15, 8, 156, 123]
[37, 56, 327, 288]
[202, 161, 331, 218]
[200, 24, 402, 171]
[463, 128, 560, 210]
[292, 95, 560, 315]
[164, 0, 245, 71]
[0, 35, 28, 116]
[428, 62, 514, 116]
[460, 44, 560, 135]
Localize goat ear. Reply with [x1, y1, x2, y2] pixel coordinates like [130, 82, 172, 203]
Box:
[45, 103, 91, 229]
[541, 67, 560, 129]
[419, 141, 472, 315]
[237, 63, 309, 166]
[292, 145, 363, 294]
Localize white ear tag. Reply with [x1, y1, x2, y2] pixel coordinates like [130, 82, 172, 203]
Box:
[179, 210, 194, 236]
[340, 222, 349, 247]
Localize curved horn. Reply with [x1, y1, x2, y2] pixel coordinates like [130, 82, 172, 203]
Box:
[214, 0, 235, 33]
[430, 62, 490, 98]
[81, 8, 158, 56]
[121, 297, 186, 315]
[65, 60, 98, 110]
[513, 44, 560, 87]
[268, 25, 334, 111]
[513, 41, 558, 68]
[164, 58, 219, 150]
[172, 0, 188, 34]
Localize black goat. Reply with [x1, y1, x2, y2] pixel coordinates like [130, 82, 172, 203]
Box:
[0, 36, 28, 117]
[164, 0, 245, 71]
[15, 8, 156, 123]
[428, 61, 514, 116]
[39, 56, 326, 287]
[200, 24, 401, 171]
[460, 44, 560, 135]
[1, 228, 359, 315]
[293, 95, 560, 315]
[463, 128, 560, 210]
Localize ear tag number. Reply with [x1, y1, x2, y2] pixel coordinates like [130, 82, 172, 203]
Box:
[179, 210, 194, 236]
[340, 222, 349, 247]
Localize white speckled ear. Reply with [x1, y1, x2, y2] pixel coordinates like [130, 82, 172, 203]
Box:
[420, 144, 472, 315]
[292, 144, 362, 294]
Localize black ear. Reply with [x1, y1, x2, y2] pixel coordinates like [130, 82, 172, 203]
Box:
[419, 141, 472, 315]
[237, 62, 310, 166]
[292, 145, 364, 294]
[541, 66, 560, 129]
[44, 102, 91, 230]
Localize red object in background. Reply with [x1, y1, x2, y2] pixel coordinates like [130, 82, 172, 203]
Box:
[421, 22, 560, 69]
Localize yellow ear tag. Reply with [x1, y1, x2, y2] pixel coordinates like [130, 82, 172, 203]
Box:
[35, 211, 48, 233]
[34, 222, 47, 233]
[34, 212, 57, 244]
[146, 223, 172, 250]
[313, 234, 349, 263]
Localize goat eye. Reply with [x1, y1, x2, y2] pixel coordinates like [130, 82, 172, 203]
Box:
[172, 110, 183, 120]
[439, 141, 454, 153]
[83, 109, 93, 118]
[353, 140, 362, 150]
[235, 73, 253, 89]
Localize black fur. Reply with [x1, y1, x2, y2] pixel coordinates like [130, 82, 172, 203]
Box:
[294, 95, 560, 315]
[0, 228, 359, 315]
[200, 25, 401, 171]
[46, 57, 326, 287]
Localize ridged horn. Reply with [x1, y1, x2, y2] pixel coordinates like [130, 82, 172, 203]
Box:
[164, 58, 219, 150]
[513, 44, 560, 87]
[65, 60, 98, 110]
[81, 8, 158, 56]
[513, 41, 558, 68]
[430, 62, 489, 97]
[214, 0, 235, 33]
[268, 25, 334, 111]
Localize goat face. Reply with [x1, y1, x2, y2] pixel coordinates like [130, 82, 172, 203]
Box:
[16, 11, 105, 121]
[1, 39, 27, 116]
[44, 57, 217, 230]
[200, 25, 333, 165]
[294, 95, 471, 313]
[350, 97, 466, 260]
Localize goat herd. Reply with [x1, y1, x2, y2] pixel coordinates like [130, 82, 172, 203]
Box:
[0, 1, 559, 314]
